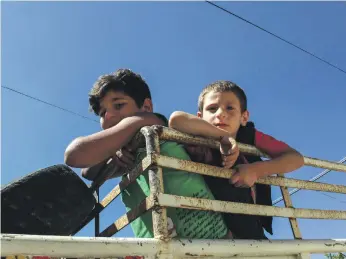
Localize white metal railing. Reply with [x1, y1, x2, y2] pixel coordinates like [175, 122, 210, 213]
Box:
[1, 126, 346, 259]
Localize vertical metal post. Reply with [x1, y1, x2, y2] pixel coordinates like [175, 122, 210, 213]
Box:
[95, 187, 100, 236]
[141, 127, 169, 241]
[278, 174, 302, 239]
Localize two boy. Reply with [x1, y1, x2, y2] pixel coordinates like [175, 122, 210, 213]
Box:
[65, 69, 230, 239]
[65, 70, 304, 239]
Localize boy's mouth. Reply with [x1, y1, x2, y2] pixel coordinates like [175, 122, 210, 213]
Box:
[214, 123, 229, 127]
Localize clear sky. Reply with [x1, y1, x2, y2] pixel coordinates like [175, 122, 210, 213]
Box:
[2, 2, 346, 258]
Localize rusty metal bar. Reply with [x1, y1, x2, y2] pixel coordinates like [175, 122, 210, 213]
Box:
[72, 156, 152, 235]
[157, 126, 346, 172]
[100, 156, 153, 208]
[156, 155, 346, 194]
[141, 126, 169, 241]
[2, 234, 346, 257]
[273, 157, 346, 205]
[278, 174, 302, 239]
[156, 153, 234, 178]
[98, 197, 154, 237]
[48, 256, 298, 259]
[256, 177, 346, 194]
[157, 193, 346, 220]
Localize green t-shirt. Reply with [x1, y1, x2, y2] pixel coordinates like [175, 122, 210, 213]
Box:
[121, 140, 228, 239]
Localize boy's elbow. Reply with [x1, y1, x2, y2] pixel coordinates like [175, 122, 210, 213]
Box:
[64, 148, 78, 167]
[297, 152, 305, 167]
[291, 149, 304, 169]
[169, 111, 185, 128]
[64, 138, 84, 167]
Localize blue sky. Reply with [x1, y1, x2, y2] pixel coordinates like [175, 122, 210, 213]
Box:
[2, 1, 346, 257]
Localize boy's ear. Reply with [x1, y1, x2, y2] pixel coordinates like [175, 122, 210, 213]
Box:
[197, 111, 202, 118]
[141, 98, 153, 112]
[240, 110, 249, 126]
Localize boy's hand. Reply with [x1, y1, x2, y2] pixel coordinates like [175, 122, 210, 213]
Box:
[220, 136, 239, 169]
[230, 164, 258, 188]
[113, 147, 135, 168]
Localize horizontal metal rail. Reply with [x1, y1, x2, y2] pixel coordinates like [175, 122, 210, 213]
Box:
[157, 193, 346, 220]
[156, 126, 346, 172]
[156, 155, 346, 194]
[1, 234, 346, 257]
[273, 156, 346, 204]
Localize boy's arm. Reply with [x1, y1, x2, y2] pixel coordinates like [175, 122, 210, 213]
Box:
[65, 112, 165, 168]
[169, 111, 232, 139]
[232, 131, 304, 187]
[81, 160, 109, 181]
[251, 130, 304, 176]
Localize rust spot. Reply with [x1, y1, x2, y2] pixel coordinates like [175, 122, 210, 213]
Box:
[185, 253, 212, 257]
[325, 242, 346, 247]
[178, 239, 186, 246]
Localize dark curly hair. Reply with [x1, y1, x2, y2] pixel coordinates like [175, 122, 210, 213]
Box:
[89, 69, 151, 115]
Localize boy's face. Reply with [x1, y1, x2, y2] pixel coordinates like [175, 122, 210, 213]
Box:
[198, 91, 249, 138]
[99, 90, 152, 130]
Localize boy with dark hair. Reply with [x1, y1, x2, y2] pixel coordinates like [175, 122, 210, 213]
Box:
[65, 69, 230, 239]
[169, 80, 304, 239]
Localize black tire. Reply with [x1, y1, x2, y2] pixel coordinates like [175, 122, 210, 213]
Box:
[1, 164, 96, 236]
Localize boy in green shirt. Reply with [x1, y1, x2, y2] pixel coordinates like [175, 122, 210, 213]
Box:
[65, 69, 229, 239]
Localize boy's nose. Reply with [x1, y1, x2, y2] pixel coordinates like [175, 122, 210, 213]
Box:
[216, 109, 226, 119]
[104, 111, 114, 120]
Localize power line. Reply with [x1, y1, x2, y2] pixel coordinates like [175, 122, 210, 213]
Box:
[273, 156, 346, 205]
[2, 85, 99, 123]
[320, 193, 346, 204]
[205, 1, 346, 75]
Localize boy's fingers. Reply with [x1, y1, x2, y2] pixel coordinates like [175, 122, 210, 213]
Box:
[121, 148, 135, 161]
[233, 178, 247, 188]
[223, 159, 236, 169]
[223, 154, 237, 164]
[221, 137, 238, 154]
[222, 145, 239, 160]
[230, 173, 239, 184]
[119, 155, 134, 166]
[220, 144, 232, 156]
[236, 183, 248, 188]
[113, 154, 129, 168]
[115, 149, 135, 166]
[222, 150, 239, 168]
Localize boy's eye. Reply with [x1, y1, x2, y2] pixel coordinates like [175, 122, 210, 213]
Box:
[227, 106, 234, 110]
[113, 103, 125, 110]
[207, 106, 217, 112]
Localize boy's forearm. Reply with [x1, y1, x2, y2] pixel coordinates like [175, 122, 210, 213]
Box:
[250, 150, 304, 178]
[65, 113, 164, 168]
[81, 160, 109, 180]
[169, 111, 231, 139]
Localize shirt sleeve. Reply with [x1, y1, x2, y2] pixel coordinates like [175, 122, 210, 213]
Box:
[255, 130, 290, 157]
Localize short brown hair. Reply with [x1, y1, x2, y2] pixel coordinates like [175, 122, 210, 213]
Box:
[89, 69, 151, 115]
[198, 80, 247, 112]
